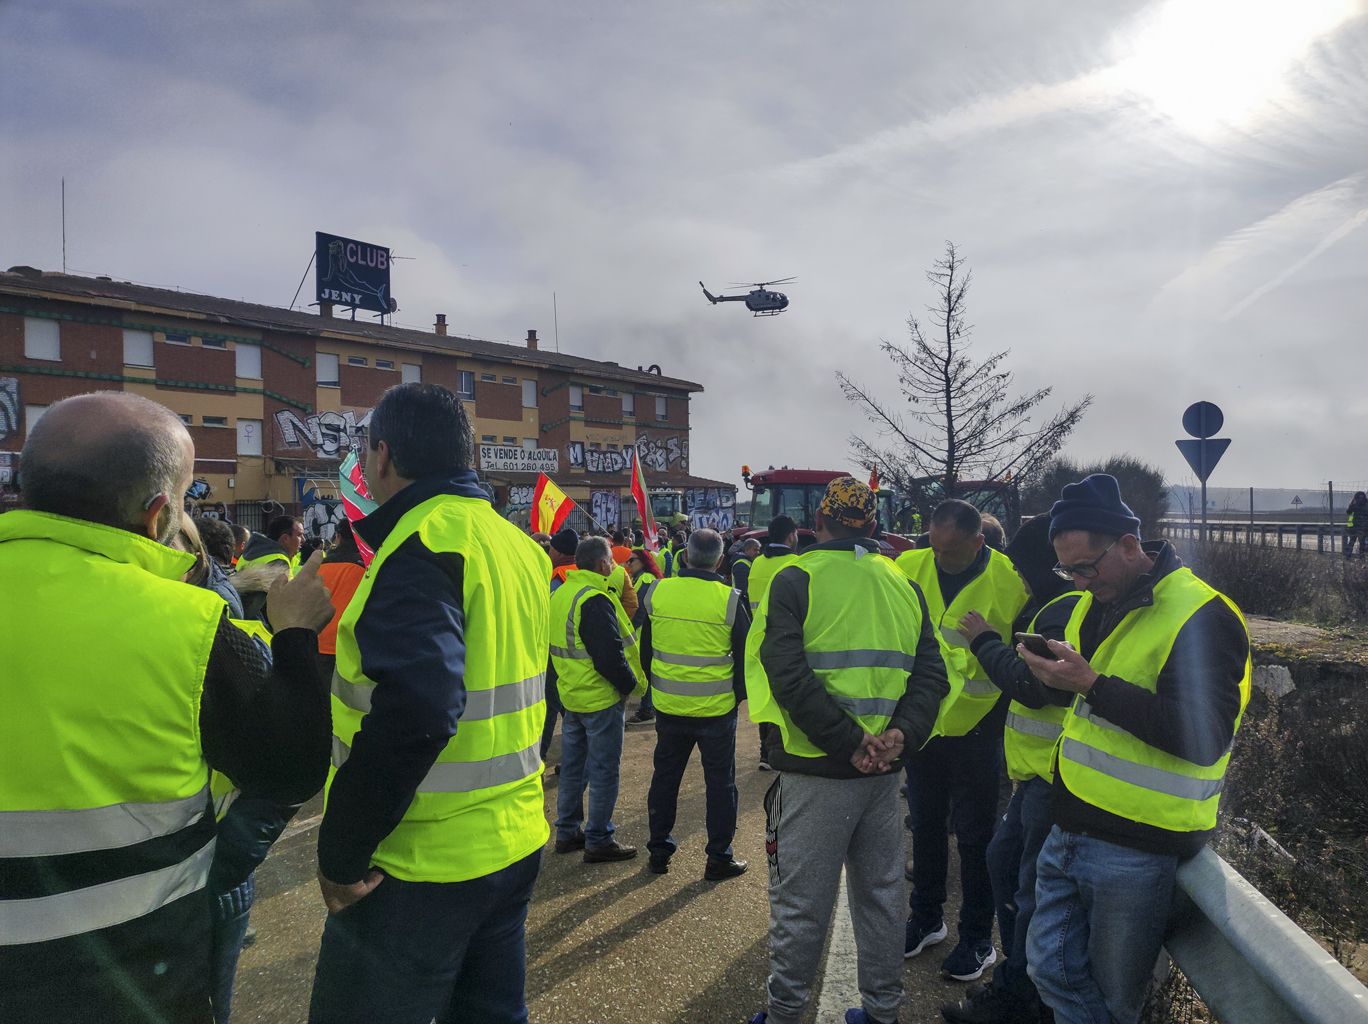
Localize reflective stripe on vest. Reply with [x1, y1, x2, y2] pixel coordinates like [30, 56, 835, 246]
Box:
[746, 545, 924, 757]
[332, 736, 542, 793]
[1002, 592, 1077, 782]
[0, 838, 216, 947]
[549, 569, 646, 713]
[895, 547, 1028, 737]
[643, 575, 739, 717]
[0, 511, 223, 946]
[330, 494, 551, 883]
[1057, 567, 1251, 833]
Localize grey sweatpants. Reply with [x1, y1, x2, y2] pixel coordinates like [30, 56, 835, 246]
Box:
[763, 771, 906, 1024]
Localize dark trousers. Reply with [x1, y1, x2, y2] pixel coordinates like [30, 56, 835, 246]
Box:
[309, 850, 542, 1024]
[985, 776, 1053, 999]
[540, 675, 561, 761]
[646, 711, 739, 863]
[906, 730, 1002, 943]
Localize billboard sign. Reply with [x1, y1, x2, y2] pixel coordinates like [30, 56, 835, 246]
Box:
[480, 445, 560, 474]
[315, 231, 393, 314]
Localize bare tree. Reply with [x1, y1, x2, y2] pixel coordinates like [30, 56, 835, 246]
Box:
[837, 242, 1092, 510]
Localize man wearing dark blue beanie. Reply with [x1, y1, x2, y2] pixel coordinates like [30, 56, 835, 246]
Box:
[1012, 474, 1250, 1024]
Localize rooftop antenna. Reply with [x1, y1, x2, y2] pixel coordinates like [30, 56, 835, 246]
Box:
[61, 178, 67, 273]
[553, 291, 560, 352]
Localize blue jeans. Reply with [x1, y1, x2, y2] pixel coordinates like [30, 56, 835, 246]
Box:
[1027, 827, 1178, 1024]
[210, 873, 255, 1023]
[555, 699, 627, 848]
[985, 777, 1052, 1000]
[646, 711, 738, 862]
[539, 675, 561, 761]
[309, 851, 541, 1023]
[906, 730, 1002, 942]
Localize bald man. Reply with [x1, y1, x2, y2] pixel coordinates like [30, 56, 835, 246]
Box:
[0, 392, 336, 1024]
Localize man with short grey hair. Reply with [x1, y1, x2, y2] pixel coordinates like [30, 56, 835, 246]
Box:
[548, 534, 647, 863]
[1, 391, 334, 1024]
[641, 528, 751, 879]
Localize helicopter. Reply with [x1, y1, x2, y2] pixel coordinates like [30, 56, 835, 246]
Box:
[699, 277, 795, 316]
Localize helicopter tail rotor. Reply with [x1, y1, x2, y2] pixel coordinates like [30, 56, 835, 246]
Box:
[699, 281, 720, 304]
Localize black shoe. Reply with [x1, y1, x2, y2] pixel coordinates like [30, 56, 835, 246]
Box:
[554, 832, 585, 854]
[626, 708, 655, 726]
[704, 858, 748, 881]
[648, 856, 670, 874]
[941, 981, 1040, 1024]
[584, 840, 638, 863]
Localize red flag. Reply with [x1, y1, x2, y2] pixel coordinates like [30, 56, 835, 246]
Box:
[868, 464, 881, 493]
[629, 446, 660, 550]
[340, 449, 377, 566]
[532, 473, 575, 534]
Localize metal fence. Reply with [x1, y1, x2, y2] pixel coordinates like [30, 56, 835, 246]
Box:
[1159, 519, 1357, 555]
[1168, 847, 1368, 1022]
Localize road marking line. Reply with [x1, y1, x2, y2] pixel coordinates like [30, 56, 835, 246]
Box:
[816, 867, 861, 1022]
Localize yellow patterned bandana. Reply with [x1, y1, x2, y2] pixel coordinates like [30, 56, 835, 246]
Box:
[819, 476, 876, 529]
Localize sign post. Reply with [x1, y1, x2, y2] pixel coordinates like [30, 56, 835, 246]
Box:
[1175, 401, 1230, 543]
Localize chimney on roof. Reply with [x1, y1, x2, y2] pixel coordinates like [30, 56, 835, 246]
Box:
[435, 313, 448, 337]
[526, 329, 538, 351]
[320, 301, 334, 319]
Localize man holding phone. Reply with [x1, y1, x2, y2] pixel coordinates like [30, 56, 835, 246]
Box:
[1016, 474, 1249, 1024]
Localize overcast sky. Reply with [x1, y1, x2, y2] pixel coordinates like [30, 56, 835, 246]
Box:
[4, 0, 1366, 498]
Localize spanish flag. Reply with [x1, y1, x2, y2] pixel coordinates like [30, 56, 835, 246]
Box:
[868, 463, 881, 493]
[532, 473, 575, 534]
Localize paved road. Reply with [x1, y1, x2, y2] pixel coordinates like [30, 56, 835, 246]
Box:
[231, 706, 984, 1023]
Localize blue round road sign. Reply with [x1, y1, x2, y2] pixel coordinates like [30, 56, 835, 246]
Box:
[1182, 401, 1223, 439]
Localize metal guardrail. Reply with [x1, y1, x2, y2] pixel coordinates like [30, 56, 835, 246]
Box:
[1159, 519, 1354, 555]
[1168, 847, 1368, 1022]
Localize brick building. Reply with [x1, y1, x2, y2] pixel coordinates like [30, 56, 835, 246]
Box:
[0, 267, 735, 536]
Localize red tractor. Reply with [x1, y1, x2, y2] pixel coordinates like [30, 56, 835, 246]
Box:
[736, 466, 918, 557]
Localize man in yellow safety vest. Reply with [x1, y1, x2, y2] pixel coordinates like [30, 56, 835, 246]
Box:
[747, 477, 949, 1024]
[1018, 474, 1250, 1024]
[310, 382, 552, 1023]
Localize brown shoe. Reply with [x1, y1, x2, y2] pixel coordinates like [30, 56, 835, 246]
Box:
[583, 841, 638, 863]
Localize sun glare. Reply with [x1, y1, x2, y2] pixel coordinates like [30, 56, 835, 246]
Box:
[1115, 0, 1361, 136]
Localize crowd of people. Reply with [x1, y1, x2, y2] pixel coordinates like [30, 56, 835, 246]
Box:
[1, 381, 1251, 1024]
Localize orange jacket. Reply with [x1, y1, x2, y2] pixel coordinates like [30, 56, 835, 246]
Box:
[317, 560, 366, 656]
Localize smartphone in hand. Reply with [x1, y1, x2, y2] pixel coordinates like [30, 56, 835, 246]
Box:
[1013, 632, 1057, 660]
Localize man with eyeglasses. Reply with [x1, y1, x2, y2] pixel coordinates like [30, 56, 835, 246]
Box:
[1016, 474, 1249, 1024]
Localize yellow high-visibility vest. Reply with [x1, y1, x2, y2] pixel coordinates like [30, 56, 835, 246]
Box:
[1001, 593, 1079, 783]
[549, 568, 646, 713]
[642, 576, 740, 718]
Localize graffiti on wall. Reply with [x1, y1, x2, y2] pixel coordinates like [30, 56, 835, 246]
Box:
[591, 490, 621, 528]
[0, 378, 17, 441]
[274, 409, 365, 459]
[565, 435, 689, 476]
[190, 502, 230, 521]
[301, 486, 347, 542]
[685, 488, 736, 532]
[507, 484, 535, 515]
[0, 453, 13, 488]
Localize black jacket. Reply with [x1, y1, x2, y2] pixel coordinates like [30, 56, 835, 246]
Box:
[1050, 541, 1248, 857]
[759, 537, 950, 778]
[318, 473, 510, 884]
[639, 568, 751, 723]
[969, 593, 1081, 710]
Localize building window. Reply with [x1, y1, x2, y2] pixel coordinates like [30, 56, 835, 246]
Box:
[480, 373, 497, 382]
[348, 356, 369, 367]
[588, 385, 604, 395]
[164, 331, 191, 346]
[622, 393, 635, 416]
[235, 343, 261, 379]
[522, 380, 537, 408]
[608, 443, 619, 450]
[501, 375, 516, 385]
[522, 437, 537, 450]
[25, 405, 49, 431]
[569, 385, 584, 411]
[178, 413, 194, 426]
[123, 329, 154, 367]
[502, 435, 516, 445]
[23, 318, 60, 361]
[203, 416, 229, 428]
[589, 442, 601, 449]
[606, 388, 618, 397]
[316, 353, 340, 387]
[201, 336, 227, 349]
[237, 419, 262, 456]
[457, 370, 474, 398]
[376, 359, 395, 370]
[402, 363, 421, 384]
[481, 434, 496, 443]
[655, 395, 667, 421]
